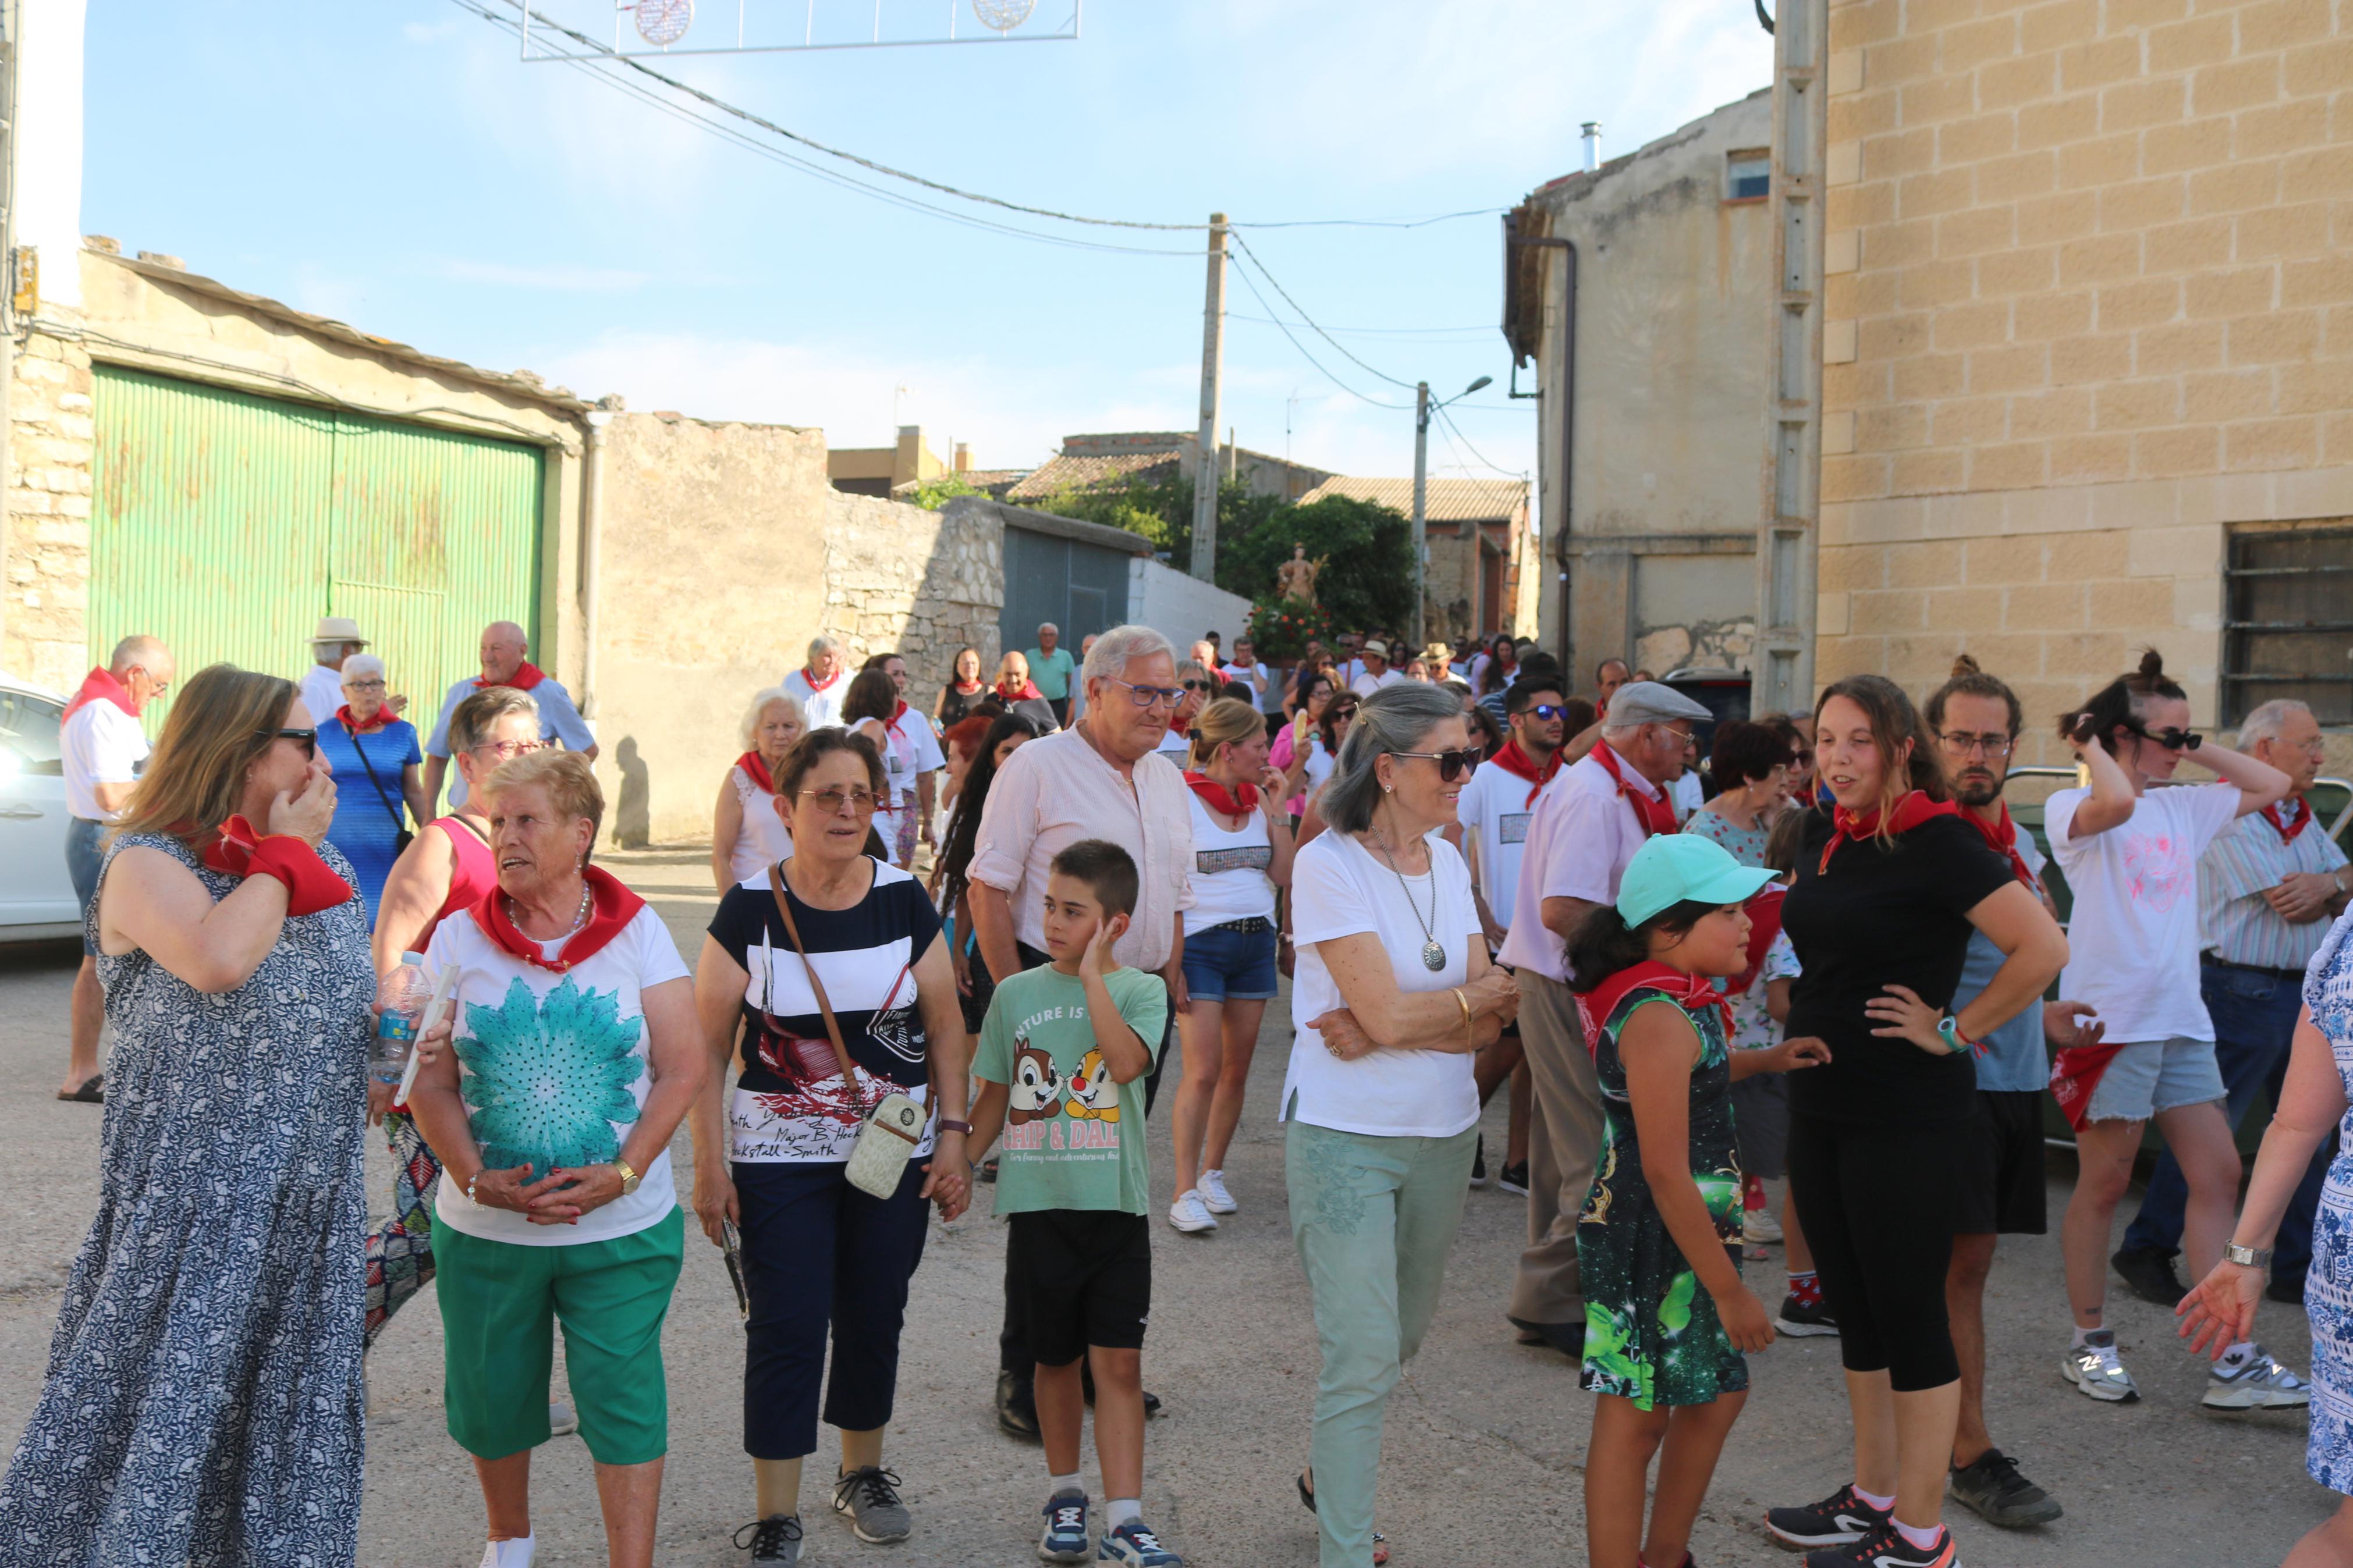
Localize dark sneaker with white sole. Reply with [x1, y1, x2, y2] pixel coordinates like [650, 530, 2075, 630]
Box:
[2110, 1243, 2185, 1306]
[1775, 1293, 1840, 1337]
[833, 1466, 912, 1544]
[1039, 1492, 1091, 1563]
[1098, 1520, 1182, 1565]
[1948, 1448, 2061, 1527]
[1470, 1136, 1490, 1188]
[1803, 1523, 1957, 1568]
[1497, 1161, 1530, 1196]
[1765, 1484, 1891, 1549]
[733, 1514, 803, 1565]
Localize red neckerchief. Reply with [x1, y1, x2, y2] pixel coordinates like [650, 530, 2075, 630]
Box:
[1590, 743, 1677, 838]
[1487, 738, 1561, 808]
[61, 667, 140, 723]
[1962, 800, 2039, 889]
[1721, 883, 1787, 998]
[1167, 714, 1192, 738]
[953, 678, 982, 694]
[736, 750, 777, 794]
[996, 678, 1042, 702]
[886, 699, 913, 738]
[469, 864, 647, 974]
[200, 815, 354, 915]
[475, 660, 546, 692]
[2264, 798, 2313, 845]
[337, 703, 392, 735]
[2050, 1039, 2130, 1132]
[1573, 960, 1731, 1058]
[1184, 769, 1258, 817]
[1818, 790, 1960, 874]
[801, 666, 843, 694]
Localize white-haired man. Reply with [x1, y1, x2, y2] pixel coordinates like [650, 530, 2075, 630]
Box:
[968, 623, 1194, 1438]
[58, 634, 174, 1102]
[420, 620, 595, 814]
[1497, 680, 1712, 1356]
[300, 615, 379, 727]
[2114, 698, 2352, 1312]
[1025, 622, 1077, 728]
[785, 633, 850, 731]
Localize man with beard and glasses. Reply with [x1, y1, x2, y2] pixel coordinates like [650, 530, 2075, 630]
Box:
[1923, 655, 2102, 1531]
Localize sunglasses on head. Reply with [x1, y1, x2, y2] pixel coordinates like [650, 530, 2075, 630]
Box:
[1389, 747, 1480, 783]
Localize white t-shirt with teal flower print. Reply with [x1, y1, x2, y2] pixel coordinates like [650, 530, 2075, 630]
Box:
[427, 904, 691, 1246]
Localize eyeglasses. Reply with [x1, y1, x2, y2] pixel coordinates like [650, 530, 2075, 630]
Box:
[343, 678, 386, 692]
[1103, 675, 1184, 709]
[1527, 704, 1571, 721]
[470, 738, 545, 762]
[1936, 730, 2015, 759]
[800, 786, 881, 815]
[1389, 748, 1479, 783]
[269, 727, 318, 758]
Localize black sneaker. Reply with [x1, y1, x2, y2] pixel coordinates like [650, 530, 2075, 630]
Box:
[732, 1514, 804, 1564]
[1470, 1136, 1491, 1188]
[1765, 1484, 1891, 1549]
[1948, 1447, 2061, 1528]
[2111, 1243, 2185, 1306]
[1776, 1293, 1840, 1337]
[1497, 1161, 1531, 1196]
[1802, 1523, 1955, 1567]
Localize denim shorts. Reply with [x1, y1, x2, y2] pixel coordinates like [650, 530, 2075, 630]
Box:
[66, 816, 106, 955]
[1181, 919, 1279, 1003]
[2084, 1035, 2228, 1123]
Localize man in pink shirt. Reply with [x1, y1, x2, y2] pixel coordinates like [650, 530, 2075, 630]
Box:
[1496, 681, 1711, 1354]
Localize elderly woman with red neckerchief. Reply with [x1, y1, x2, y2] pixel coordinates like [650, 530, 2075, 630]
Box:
[405, 748, 704, 1568]
[317, 650, 428, 923]
[714, 685, 806, 894]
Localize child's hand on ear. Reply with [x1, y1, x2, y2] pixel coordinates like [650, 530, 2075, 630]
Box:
[1080, 912, 1127, 980]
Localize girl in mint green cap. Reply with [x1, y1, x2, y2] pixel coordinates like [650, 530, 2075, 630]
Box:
[1565, 833, 1830, 1568]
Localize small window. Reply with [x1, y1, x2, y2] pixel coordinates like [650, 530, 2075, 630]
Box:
[1727, 153, 1770, 202]
[2223, 523, 2353, 726]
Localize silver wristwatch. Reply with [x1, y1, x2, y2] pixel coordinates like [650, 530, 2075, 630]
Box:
[2224, 1241, 2273, 1268]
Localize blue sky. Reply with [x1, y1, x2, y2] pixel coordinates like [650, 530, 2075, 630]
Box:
[84, 1, 1772, 494]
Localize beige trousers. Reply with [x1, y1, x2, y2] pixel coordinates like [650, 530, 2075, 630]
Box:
[1506, 969, 1606, 1327]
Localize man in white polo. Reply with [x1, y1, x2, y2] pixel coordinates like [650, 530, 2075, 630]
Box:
[1498, 680, 1711, 1354]
[420, 620, 595, 814]
[785, 633, 850, 731]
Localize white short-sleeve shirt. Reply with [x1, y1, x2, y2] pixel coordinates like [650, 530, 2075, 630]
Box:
[1496, 746, 1663, 983]
[1455, 758, 1546, 935]
[61, 703, 149, 822]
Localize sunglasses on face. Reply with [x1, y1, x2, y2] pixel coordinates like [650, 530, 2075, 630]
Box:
[1181, 680, 1213, 693]
[1389, 747, 1480, 783]
[2132, 724, 2202, 751]
[270, 727, 318, 758]
[1527, 703, 1571, 721]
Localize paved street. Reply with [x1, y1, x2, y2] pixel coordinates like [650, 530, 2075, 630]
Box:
[0, 847, 2329, 1565]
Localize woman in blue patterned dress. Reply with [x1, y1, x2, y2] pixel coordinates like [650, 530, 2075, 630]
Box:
[0, 664, 374, 1566]
[316, 650, 427, 924]
[2181, 906, 2353, 1566]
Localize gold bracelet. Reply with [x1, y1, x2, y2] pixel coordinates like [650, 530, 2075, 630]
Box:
[1453, 986, 1473, 1046]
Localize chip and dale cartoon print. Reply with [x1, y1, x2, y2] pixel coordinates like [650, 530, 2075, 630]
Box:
[1007, 1038, 1123, 1141]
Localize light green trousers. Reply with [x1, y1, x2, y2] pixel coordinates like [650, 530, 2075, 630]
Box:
[1287, 1114, 1478, 1568]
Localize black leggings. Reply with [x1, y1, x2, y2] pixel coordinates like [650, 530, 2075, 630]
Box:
[1786, 1112, 1964, 1391]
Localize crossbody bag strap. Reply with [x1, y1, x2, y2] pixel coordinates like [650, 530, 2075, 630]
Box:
[345, 720, 407, 834]
[769, 862, 868, 1107]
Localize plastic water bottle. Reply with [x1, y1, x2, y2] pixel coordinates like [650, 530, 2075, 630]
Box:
[374, 952, 430, 1084]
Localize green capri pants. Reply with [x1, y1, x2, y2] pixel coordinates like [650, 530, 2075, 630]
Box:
[434, 1206, 686, 1465]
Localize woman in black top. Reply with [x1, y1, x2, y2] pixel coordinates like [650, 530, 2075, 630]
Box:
[1762, 675, 2064, 1568]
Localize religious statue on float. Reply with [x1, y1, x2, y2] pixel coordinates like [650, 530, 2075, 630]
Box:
[1275, 543, 1327, 607]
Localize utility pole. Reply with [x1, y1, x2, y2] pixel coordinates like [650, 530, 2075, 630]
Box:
[1189, 212, 1226, 582]
[1411, 381, 1430, 649]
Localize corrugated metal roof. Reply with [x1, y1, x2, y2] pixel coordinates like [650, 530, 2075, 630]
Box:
[1296, 476, 1528, 523]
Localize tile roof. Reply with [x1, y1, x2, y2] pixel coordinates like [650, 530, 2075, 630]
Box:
[1296, 476, 1529, 524]
[1005, 447, 1181, 500]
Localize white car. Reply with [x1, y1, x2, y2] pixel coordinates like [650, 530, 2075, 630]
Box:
[0, 673, 82, 941]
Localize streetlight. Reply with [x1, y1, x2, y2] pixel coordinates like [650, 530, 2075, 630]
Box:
[1413, 375, 1494, 648]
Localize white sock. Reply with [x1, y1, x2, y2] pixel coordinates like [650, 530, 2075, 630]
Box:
[488, 1535, 536, 1568]
[2071, 1324, 2102, 1349]
[1108, 1498, 1142, 1528]
[1049, 1471, 1084, 1499]
[1893, 1517, 1943, 1551]
[1852, 1484, 1895, 1513]
[2221, 1340, 2257, 1366]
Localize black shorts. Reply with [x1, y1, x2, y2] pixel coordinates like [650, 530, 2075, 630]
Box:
[1006, 1210, 1152, 1366]
[1954, 1089, 2046, 1235]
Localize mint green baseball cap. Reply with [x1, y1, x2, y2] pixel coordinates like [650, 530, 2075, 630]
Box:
[1617, 834, 1779, 927]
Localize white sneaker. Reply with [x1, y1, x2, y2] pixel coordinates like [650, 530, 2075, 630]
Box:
[2060, 1329, 2139, 1402]
[479, 1535, 536, 1568]
[1167, 1190, 1219, 1233]
[1197, 1169, 1237, 1214]
[546, 1400, 577, 1437]
[2204, 1344, 2310, 1409]
[1744, 1208, 1783, 1245]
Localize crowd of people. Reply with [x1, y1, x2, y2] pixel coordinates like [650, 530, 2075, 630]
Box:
[17, 607, 2353, 1568]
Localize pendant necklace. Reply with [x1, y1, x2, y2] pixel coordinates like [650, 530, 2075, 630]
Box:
[1368, 822, 1447, 972]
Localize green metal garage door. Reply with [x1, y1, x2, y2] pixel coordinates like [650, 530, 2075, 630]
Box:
[88, 365, 545, 733]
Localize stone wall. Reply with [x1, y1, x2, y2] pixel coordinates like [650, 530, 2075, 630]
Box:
[3, 326, 97, 689]
[821, 490, 1003, 687]
[1816, 0, 2353, 759]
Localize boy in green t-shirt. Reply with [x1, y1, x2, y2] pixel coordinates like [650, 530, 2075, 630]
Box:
[967, 839, 1178, 1567]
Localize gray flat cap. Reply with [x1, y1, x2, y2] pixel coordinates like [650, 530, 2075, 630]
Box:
[1606, 681, 1713, 726]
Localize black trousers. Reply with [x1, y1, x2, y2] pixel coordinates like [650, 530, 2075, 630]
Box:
[998, 940, 1169, 1384]
[1786, 1110, 1965, 1392]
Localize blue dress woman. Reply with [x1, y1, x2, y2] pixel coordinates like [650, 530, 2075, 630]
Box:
[315, 653, 423, 924]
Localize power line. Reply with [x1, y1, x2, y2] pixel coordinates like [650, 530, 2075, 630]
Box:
[1229, 233, 1418, 391]
[1225, 258, 1411, 411]
[1229, 312, 1495, 337]
[1435, 403, 1525, 478]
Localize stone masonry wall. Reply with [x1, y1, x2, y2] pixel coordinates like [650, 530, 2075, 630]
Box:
[820, 490, 1003, 691]
[3, 323, 97, 689]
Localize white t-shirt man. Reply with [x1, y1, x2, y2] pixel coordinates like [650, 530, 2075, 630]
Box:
[785, 666, 850, 732]
[1671, 769, 1705, 824]
[1284, 830, 1482, 1139]
[1350, 667, 1406, 699]
[1456, 756, 1550, 937]
[425, 902, 691, 1246]
[300, 663, 347, 728]
[1497, 745, 1665, 983]
[1222, 659, 1275, 714]
[61, 702, 150, 822]
[2047, 780, 2242, 1044]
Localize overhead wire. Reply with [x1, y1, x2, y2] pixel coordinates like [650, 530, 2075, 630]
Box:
[1435, 403, 1525, 478]
[1225, 258, 1411, 411]
[1227, 233, 1419, 390]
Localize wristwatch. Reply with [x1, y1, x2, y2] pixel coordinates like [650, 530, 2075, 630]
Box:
[1935, 1015, 1976, 1056]
[2224, 1241, 2274, 1268]
[613, 1158, 641, 1197]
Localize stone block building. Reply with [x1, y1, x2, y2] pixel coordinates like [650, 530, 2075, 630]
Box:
[1294, 475, 1535, 651]
[1815, 0, 2353, 760]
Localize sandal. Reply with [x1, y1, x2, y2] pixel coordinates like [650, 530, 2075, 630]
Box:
[56, 1074, 102, 1104]
[1297, 1471, 1389, 1566]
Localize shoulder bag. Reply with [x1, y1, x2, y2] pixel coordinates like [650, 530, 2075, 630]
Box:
[346, 720, 414, 854]
[768, 863, 931, 1199]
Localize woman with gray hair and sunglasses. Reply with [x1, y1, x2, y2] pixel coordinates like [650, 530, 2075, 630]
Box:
[1282, 682, 1520, 1567]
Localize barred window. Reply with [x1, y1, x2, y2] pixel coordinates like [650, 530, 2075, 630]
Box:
[2223, 523, 2353, 727]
